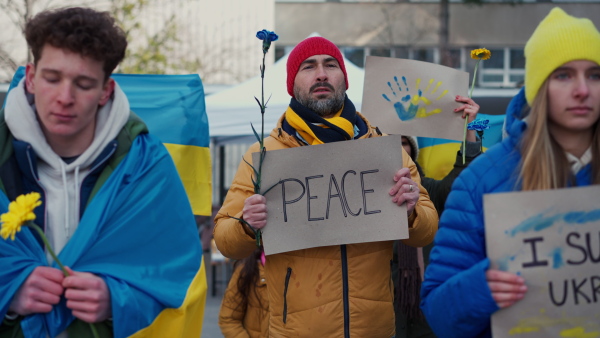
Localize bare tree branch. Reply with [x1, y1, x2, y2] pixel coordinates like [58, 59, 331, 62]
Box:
[0, 46, 19, 70]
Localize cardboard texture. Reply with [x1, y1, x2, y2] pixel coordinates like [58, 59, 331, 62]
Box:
[253, 135, 409, 255]
[361, 56, 469, 141]
[484, 185, 600, 337]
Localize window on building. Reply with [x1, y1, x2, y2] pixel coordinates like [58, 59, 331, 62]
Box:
[343, 47, 365, 67]
[441, 48, 462, 70]
[479, 47, 525, 88]
[411, 48, 435, 63]
[393, 47, 409, 59]
[300, 44, 527, 88]
[370, 47, 392, 58]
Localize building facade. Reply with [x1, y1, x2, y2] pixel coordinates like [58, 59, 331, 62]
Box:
[274, 0, 600, 88]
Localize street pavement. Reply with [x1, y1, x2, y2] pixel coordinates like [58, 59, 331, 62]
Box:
[201, 253, 228, 338]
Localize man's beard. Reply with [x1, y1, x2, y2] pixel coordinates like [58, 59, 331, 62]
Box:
[294, 82, 345, 117]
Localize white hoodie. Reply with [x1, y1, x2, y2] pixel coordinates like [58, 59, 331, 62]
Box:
[4, 79, 130, 262]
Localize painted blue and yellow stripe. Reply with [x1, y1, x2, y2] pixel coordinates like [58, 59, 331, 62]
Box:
[417, 113, 505, 180]
[6, 67, 211, 216]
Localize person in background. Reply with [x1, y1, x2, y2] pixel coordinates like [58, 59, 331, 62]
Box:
[393, 100, 482, 338]
[420, 7, 600, 337]
[219, 248, 268, 338]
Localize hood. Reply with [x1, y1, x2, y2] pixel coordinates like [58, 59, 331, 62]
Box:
[403, 135, 419, 161]
[502, 87, 528, 141]
[4, 78, 130, 172]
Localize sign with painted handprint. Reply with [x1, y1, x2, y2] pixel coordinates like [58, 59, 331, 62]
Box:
[361, 56, 469, 140]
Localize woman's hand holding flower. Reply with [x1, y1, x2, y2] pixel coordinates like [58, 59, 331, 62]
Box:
[454, 95, 480, 142]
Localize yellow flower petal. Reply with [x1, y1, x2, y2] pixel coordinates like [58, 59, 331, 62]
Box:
[470, 48, 491, 60]
[0, 192, 42, 241]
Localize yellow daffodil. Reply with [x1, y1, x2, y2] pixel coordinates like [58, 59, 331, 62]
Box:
[463, 48, 492, 164]
[470, 48, 491, 60]
[0, 193, 100, 337]
[0, 192, 41, 240]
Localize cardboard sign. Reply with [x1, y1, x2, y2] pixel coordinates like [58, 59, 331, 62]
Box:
[484, 185, 600, 337]
[361, 56, 469, 141]
[253, 135, 408, 255]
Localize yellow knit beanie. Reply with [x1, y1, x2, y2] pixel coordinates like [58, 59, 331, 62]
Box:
[524, 7, 600, 105]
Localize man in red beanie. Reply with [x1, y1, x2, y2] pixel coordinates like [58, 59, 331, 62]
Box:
[214, 36, 438, 337]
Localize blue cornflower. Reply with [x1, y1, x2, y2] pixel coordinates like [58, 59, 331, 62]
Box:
[256, 29, 279, 53]
[468, 119, 490, 132]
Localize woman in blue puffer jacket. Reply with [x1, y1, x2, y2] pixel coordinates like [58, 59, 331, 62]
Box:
[420, 7, 600, 338]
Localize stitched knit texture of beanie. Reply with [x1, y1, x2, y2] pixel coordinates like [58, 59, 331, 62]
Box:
[524, 7, 600, 105]
[286, 36, 348, 97]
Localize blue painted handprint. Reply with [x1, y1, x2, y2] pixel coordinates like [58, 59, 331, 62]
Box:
[382, 76, 449, 121]
[382, 76, 415, 121]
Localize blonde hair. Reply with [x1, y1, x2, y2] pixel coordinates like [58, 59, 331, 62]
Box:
[519, 79, 600, 190]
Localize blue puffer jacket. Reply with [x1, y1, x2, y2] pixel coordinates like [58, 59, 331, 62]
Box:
[419, 88, 594, 338]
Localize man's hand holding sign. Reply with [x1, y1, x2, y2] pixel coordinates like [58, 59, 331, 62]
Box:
[390, 167, 420, 216]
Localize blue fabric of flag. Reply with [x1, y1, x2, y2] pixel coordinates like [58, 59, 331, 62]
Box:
[416, 113, 506, 180]
[418, 113, 505, 150]
[0, 133, 202, 338]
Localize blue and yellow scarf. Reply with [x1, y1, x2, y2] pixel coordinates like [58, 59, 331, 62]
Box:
[284, 95, 363, 145]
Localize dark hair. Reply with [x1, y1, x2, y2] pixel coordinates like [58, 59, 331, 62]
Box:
[25, 7, 127, 80]
[234, 248, 263, 312]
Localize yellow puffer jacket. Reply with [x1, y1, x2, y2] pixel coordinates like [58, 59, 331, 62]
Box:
[214, 112, 438, 337]
[219, 262, 269, 338]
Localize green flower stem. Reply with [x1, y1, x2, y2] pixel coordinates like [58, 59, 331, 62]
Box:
[258, 51, 266, 190]
[462, 117, 468, 165]
[90, 322, 99, 337]
[26, 222, 68, 276]
[252, 50, 268, 247]
[469, 59, 480, 99]
[26, 222, 100, 338]
[464, 59, 481, 164]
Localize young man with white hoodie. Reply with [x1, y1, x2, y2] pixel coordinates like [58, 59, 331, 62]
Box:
[0, 7, 204, 338]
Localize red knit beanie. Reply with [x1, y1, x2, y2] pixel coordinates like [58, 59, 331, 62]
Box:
[286, 36, 349, 97]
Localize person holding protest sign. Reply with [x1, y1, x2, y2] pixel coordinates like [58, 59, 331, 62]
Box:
[420, 7, 600, 337]
[393, 102, 482, 338]
[214, 36, 438, 337]
[218, 248, 269, 337]
[0, 7, 205, 337]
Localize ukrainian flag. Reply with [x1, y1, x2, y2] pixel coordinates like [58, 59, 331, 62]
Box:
[417, 113, 505, 180]
[0, 134, 206, 337]
[5, 67, 212, 216]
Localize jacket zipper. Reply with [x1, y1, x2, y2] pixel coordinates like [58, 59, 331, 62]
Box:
[341, 244, 350, 338]
[283, 267, 292, 324]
